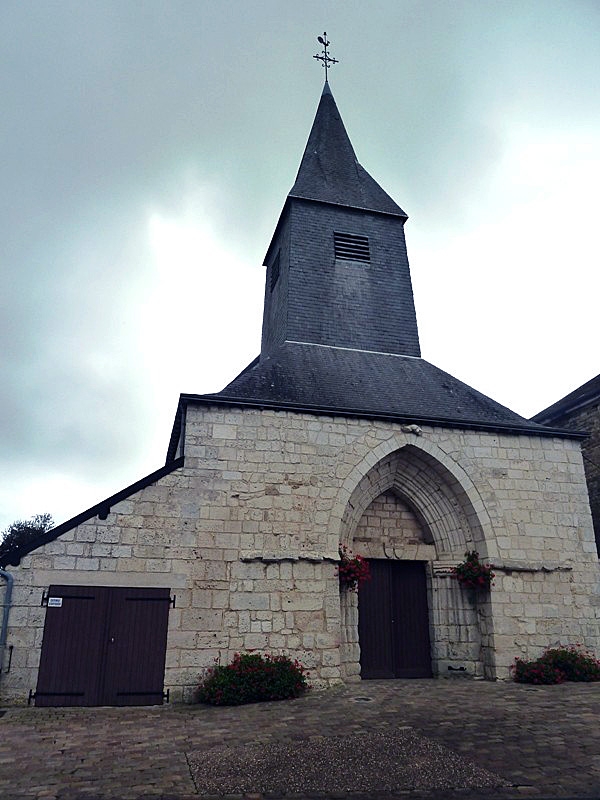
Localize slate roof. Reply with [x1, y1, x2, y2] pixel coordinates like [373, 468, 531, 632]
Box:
[164, 84, 579, 443]
[289, 82, 407, 218]
[532, 372, 600, 425]
[207, 341, 564, 436]
[194, 83, 577, 440]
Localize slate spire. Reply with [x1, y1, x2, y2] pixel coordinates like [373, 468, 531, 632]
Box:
[289, 82, 407, 218]
[213, 84, 545, 436]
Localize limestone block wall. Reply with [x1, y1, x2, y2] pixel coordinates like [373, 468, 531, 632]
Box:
[354, 490, 432, 557]
[428, 573, 484, 676]
[542, 399, 600, 555]
[1, 403, 599, 704]
[0, 468, 205, 704]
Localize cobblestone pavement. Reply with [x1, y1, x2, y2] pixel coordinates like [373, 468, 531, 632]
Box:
[1, 679, 599, 800]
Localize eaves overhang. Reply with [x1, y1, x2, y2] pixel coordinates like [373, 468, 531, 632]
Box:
[172, 392, 586, 443]
[0, 457, 185, 569]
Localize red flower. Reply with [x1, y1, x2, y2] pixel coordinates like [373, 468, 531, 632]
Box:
[337, 544, 371, 591]
[453, 551, 494, 592]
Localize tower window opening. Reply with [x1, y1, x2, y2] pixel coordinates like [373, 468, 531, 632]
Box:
[334, 232, 370, 263]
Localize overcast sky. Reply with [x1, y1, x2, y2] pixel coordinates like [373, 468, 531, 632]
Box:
[2, 0, 600, 531]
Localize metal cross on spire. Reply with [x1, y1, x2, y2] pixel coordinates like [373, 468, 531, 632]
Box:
[313, 32, 338, 81]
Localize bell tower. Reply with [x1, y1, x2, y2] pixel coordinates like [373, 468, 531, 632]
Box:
[216, 45, 537, 434]
[260, 80, 420, 359]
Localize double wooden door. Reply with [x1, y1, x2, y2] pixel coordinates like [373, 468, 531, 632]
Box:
[358, 560, 432, 679]
[35, 585, 171, 707]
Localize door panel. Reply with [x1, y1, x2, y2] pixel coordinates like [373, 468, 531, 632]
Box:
[35, 586, 108, 706]
[35, 585, 170, 707]
[357, 561, 395, 678]
[102, 588, 170, 706]
[359, 560, 432, 679]
[390, 561, 432, 677]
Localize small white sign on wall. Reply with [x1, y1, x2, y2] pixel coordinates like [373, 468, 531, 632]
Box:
[47, 597, 63, 608]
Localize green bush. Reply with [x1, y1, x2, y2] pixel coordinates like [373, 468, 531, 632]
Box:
[538, 645, 600, 682]
[513, 644, 600, 684]
[513, 657, 565, 684]
[196, 652, 309, 706]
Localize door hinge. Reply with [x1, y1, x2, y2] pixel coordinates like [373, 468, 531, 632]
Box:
[170, 595, 176, 608]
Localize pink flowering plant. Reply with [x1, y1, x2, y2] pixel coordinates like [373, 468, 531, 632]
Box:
[196, 652, 309, 706]
[513, 644, 600, 685]
[337, 544, 370, 591]
[452, 550, 495, 591]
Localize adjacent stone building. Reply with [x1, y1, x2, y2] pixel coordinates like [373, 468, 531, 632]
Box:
[1, 82, 599, 706]
[533, 374, 600, 557]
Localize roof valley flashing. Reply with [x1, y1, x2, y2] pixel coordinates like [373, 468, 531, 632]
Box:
[179, 82, 571, 442]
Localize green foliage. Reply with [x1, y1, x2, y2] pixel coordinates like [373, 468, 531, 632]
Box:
[513, 644, 600, 684]
[337, 544, 370, 591]
[453, 550, 495, 590]
[0, 513, 53, 562]
[196, 652, 309, 706]
[538, 645, 600, 682]
[513, 658, 566, 684]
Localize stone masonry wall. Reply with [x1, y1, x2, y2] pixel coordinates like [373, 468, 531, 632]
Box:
[354, 490, 432, 560]
[1, 404, 599, 704]
[547, 399, 600, 555]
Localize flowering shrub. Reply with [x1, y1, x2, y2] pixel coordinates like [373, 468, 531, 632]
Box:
[337, 544, 370, 591]
[452, 550, 494, 591]
[196, 652, 309, 706]
[513, 644, 600, 684]
[512, 658, 566, 685]
[540, 645, 600, 681]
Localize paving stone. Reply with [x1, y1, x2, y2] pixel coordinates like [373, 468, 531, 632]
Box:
[0, 680, 599, 799]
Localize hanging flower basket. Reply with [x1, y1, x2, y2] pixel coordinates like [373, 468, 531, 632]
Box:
[337, 544, 370, 592]
[452, 550, 495, 591]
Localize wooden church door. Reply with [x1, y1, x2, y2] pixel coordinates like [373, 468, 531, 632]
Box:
[358, 560, 432, 678]
[35, 585, 171, 706]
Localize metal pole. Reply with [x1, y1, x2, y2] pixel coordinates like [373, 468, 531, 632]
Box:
[0, 568, 14, 678]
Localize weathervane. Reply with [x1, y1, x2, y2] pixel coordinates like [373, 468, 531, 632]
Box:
[313, 32, 338, 81]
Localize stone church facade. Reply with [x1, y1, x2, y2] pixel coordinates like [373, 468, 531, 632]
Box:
[533, 373, 600, 557]
[1, 83, 599, 705]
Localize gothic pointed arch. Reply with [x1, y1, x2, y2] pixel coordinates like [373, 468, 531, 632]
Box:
[333, 437, 496, 561]
[335, 437, 498, 681]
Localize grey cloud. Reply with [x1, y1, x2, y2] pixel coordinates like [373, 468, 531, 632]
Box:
[1, 0, 599, 527]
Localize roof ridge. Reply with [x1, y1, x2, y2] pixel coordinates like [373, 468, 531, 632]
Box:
[532, 372, 600, 423]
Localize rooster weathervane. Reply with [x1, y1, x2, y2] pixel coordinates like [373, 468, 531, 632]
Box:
[313, 32, 338, 81]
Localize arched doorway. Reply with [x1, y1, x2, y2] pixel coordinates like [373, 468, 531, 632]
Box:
[359, 558, 432, 678]
[336, 443, 496, 680]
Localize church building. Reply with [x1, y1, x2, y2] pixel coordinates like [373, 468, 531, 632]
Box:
[1, 77, 598, 705]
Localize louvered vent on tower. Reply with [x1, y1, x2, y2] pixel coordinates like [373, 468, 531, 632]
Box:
[334, 232, 370, 263]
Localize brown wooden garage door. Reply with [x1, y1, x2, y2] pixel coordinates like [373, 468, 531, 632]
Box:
[35, 585, 171, 707]
[358, 560, 432, 679]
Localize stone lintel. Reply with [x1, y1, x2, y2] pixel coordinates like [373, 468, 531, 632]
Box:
[240, 551, 338, 563]
[432, 561, 460, 575]
[494, 560, 574, 573]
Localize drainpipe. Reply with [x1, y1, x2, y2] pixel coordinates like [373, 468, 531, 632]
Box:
[0, 568, 14, 678]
